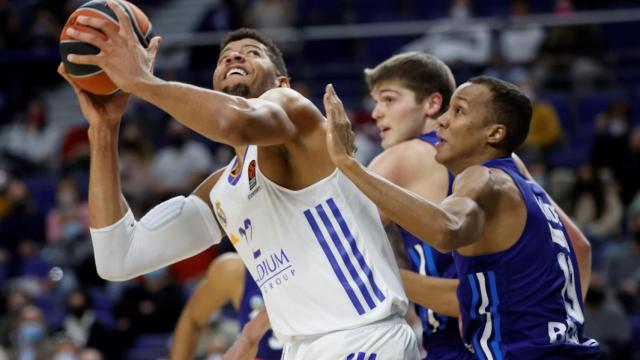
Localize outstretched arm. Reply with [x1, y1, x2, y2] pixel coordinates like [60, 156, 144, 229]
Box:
[171, 255, 244, 360]
[400, 270, 460, 317]
[512, 154, 591, 300]
[64, 1, 322, 148]
[323, 84, 488, 252]
[222, 308, 271, 360]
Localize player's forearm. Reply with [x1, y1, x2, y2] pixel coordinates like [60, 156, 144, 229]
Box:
[560, 210, 592, 300]
[87, 124, 128, 228]
[170, 317, 202, 360]
[337, 158, 471, 252]
[400, 270, 459, 317]
[130, 78, 285, 146]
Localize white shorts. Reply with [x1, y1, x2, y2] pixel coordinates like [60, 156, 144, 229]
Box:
[282, 316, 420, 360]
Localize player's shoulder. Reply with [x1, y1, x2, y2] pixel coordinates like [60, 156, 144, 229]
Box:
[370, 139, 439, 173]
[208, 252, 244, 279]
[260, 87, 324, 131]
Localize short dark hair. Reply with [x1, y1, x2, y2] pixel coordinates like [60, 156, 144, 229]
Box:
[364, 52, 456, 115]
[468, 75, 532, 154]
[220, 28, 288, 77]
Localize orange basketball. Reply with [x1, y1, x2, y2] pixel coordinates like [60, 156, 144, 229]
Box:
[60, 0, 153, 95]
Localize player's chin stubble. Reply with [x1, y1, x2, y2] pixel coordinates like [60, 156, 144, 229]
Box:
[221, 83, 251, 97]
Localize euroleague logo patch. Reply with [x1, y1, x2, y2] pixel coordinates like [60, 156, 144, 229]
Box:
[247, 160, 261, 200]
[248, 160, 257, 190]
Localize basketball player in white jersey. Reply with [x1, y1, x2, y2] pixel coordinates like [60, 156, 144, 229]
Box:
[62, 1, 419, 358]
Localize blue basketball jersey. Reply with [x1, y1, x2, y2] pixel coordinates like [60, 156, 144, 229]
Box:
[238, 269, 283, 360]
[453, 157, 600, 359]
[399, 132, 473, 359]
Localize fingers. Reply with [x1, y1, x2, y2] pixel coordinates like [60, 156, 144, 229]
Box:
[107, 0, 135, 38]
[75, 15, 119, 40]
[57, 63, 83, 95]
[147, 36, 162, 71]
[65, 26, 108, 50]
[66, 53, 101, 66]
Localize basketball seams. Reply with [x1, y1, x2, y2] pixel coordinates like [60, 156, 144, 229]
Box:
[119, 0, 147, 47]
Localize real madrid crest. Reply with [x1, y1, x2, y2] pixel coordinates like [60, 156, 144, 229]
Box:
[215, 201, 227, 228]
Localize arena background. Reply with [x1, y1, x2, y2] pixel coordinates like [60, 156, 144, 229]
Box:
[0, 0, 639, 358]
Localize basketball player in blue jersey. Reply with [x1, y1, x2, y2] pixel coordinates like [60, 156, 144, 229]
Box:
[62, 1, 419, 358]
[323, 78, 600, 359]
[170, 253, 282, 360]
[362, 52, 472, 359]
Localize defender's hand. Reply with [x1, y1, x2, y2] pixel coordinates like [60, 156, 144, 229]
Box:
[323, 84, 357, 167]
[64, 0, 161, 95]
[58, 63, 128, 128]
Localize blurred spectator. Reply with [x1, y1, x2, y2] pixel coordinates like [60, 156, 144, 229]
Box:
[114, 267, 184, 342]
[402, 0, 491, 67]
[245, 0, 298, 29]
[118, 123, 154, 214]
[59, 124, 90, 175]
[616, 126, 640, 205]
[583, 273, 633, 359]
[500, 0, 545, 65]
[569, 164, 623, 240]
[591, 101, 632, 172]
[77, 347, 103, 360]
[47, 334, 79, 360]
[0, 98, 63, 175]
[604, 194, 640, 314]
[517, 77, 563, 161]
[0, 287, 31, 347]
[56, 289, 117, 358]
[151, 120, 214, 199]
[8, 304, 49, 360]
[0, 178, 45, 277]
[46, 177, 89, 245]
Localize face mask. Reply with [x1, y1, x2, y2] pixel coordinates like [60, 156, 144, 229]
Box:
[608, 118, 627, 136]
[62, 221, 84, 240]
[53, 352, 77, 360]
[56, 190, 77, 207]
[18, 322, 45, 344]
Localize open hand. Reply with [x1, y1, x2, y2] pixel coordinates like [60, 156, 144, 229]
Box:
[64, 0, 161, 95]
[323, 84, 357, 167]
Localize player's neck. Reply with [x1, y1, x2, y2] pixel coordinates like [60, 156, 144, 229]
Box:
[421, 117, 439, 135]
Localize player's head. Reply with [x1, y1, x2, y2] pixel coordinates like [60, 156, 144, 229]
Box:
[364, 52, 455, 149]
[213, 28, 289, 98]
[435, 76, 531, 172]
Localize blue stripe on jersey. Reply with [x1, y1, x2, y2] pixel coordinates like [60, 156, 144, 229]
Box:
[369, 354, 377, 360]
[327, 198, 386, 302]
[315, 204, 377, 311]
[423, 244, 440, 277]
[468, 274, 485, 360]
[304, 209, 365, 315]
[346, 352, 377, 360]
[347, 354, 354, 360]
[488, 272, 503, 360]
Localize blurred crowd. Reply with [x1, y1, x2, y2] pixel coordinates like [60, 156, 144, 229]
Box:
[1, 0, 640, 359]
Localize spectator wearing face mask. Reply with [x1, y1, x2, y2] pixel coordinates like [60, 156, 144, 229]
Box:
[583, 273, 632, 360]
[150, 120, 214, 200]
[591, 101, 632, 174]
[604, 194, 640, 314]
[55, 288, 118, 359]
[9, 304, 49, 360]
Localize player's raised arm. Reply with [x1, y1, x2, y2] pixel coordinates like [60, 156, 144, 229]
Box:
[171, 255, 244, 360]
[64, 1, 324, 148]
[324, 84, 487, 252]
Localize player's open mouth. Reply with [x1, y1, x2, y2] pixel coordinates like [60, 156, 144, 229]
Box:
[379, 127, 390, 137]
[225, 67, 248, 79]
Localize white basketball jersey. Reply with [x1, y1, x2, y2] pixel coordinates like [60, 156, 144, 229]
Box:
[210, 145, 408, 342]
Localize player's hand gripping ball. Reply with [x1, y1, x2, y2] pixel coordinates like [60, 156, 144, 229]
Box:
[60, 0, 153, 95]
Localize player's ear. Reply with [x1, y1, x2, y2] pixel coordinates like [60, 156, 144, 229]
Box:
[423, 92, 443, 118]
[486, 122, 507, 147]
[276, 76, 290, 88]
